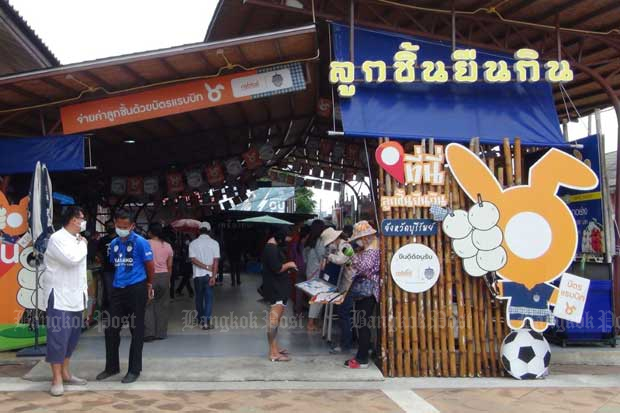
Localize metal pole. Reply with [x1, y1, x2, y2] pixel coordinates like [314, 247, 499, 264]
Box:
[451, 1, 456, 52]
[595, 108, 614, 266]
[562, 119, 569, 141]
[612, 102, 620, 334]
[350, 0, 355, 64]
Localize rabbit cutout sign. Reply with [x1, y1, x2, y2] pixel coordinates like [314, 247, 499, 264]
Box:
[445, 143, 598, 332]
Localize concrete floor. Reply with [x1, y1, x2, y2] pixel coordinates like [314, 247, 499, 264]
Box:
[24, 272, 384, 382]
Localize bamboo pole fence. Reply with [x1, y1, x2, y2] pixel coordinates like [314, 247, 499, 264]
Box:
[377, 137, 525, 377]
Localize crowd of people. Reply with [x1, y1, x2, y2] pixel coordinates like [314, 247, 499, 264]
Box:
[261, 219, 381, 369]
[40, 206, 380, 396]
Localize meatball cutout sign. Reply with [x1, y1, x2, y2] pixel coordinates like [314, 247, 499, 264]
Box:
[444, 143, 598, 333]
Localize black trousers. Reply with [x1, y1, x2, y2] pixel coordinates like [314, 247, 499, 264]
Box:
[175, 263, 194, 295]
[101, 271, 115, 310]
[104, 281, 147, 375]
[229, 256, 242, 285]
[354, 296, 376, 364]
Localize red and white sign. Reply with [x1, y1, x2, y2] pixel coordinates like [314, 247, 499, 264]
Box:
[375, 141, 405, 184]
[166, 172, 185, 193]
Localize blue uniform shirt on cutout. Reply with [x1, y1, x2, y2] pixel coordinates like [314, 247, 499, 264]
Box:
[503, 282, 554, 310]
[109, 232, 153, 288]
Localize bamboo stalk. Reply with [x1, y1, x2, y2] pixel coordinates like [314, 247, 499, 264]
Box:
[477, 279, 490, 377]
[497, 166, 505, 188]
[427, 205, 441, 376]
[444, 175, 457, 376]
[393, 179, 404, 378]
[485, 155, 498, 377]
[384, 139, 396, 378]
[450, 177, 468, 376]
[503, 138, 514, 186]
[378, 142, 389, 376]
[397, 180, 412, 377]
[406, 178, 420, 376]
[471, 276, 482, 377]
[514, 137, 522, 185]
[436, 175, 449, 377]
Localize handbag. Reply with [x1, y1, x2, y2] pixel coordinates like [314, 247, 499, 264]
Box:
[348, 276, 374, 299]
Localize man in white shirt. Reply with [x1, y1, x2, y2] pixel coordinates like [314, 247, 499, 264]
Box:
[189, 222, 220, 330]
[42, 206, 89, 396]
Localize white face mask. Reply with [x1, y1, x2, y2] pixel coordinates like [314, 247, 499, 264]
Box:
[79, 220, 87, 233]
[116, 228, 130, 238]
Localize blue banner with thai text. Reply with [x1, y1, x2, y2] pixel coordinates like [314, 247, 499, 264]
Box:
[382, 219, 438, 236]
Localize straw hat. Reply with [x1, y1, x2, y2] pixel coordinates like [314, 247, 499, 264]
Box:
[320, 227, 343, 246]
[349, 220, 377, 241]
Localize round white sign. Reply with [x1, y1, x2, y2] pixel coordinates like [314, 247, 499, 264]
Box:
[390, 243, 441, 293]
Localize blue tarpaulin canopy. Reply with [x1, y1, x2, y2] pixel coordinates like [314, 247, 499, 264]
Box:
[331, 23, 565, 147]
[0, 134, 84, 174]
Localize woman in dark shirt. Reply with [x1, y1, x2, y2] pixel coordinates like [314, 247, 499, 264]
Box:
[262, 228, 297, 362]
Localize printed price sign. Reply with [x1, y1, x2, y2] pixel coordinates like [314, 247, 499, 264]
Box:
[553, 273, 590, 323]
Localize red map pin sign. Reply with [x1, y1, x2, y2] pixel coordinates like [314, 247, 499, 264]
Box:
[375, 141, 405, 184]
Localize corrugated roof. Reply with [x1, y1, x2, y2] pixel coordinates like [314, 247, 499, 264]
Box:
[0, 0, 58, 72]
[206, 0, 620, 121]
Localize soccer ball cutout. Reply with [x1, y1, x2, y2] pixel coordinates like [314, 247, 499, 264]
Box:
[501, 330, 551, 380]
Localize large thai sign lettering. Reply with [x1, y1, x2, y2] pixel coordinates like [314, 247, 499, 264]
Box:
[61, 63, 306, 134]
[330, 45, 572, 97]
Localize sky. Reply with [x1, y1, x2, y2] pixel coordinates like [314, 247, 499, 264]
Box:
[8, 1, 619, 214]
[8, 0, 218, 64]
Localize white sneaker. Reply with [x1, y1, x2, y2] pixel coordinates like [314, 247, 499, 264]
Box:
[50, 383, 64, 397]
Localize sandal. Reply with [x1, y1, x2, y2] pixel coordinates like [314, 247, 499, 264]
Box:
[279, 348, 290, 355]
[269, 354, 291, 362]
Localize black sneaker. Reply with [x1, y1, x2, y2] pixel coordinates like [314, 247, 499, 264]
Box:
[96, 370, 120, 381]
[121, 372, 140, 384]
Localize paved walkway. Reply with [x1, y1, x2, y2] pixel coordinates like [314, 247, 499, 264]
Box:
[4, 273, 620, 412]
[22, 272, 382, 383]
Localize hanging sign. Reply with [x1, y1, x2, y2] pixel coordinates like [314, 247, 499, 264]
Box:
[143, 176, 159, 195]
[166, 171, 185, 193]
[206, 163, 225, 186]
[242, 147, 263, 170]
[390, 243, 440, 293]
[330, 44, 573, 97]
[259, 143, 275, 162]
[382, 219, 438, 236]
[186, 169, 204, 189]
[110, 177, 127, 196]
[553, 273, 590, 323]
[61, 62, 307, 134]
[127, 176, 144, 196]
[317, 97, 332, 118]
[226, 159, 243, 177]
[319, 140, 334, 158]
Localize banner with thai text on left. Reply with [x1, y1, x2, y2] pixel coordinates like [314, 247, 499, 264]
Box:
[60, 63, 306, 134]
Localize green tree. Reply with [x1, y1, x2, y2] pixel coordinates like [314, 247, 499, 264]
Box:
[295, 187, 316, 214]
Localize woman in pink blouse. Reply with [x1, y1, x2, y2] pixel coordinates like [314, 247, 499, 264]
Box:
[345, 221, 381, 369]
[145, 223, 174, 341]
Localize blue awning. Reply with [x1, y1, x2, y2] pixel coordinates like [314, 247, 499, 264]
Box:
[0, 134, 84, 174]
[332, 23, 565, 147]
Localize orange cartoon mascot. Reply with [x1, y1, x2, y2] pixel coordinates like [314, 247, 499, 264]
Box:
[443, 144, 598, 332]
